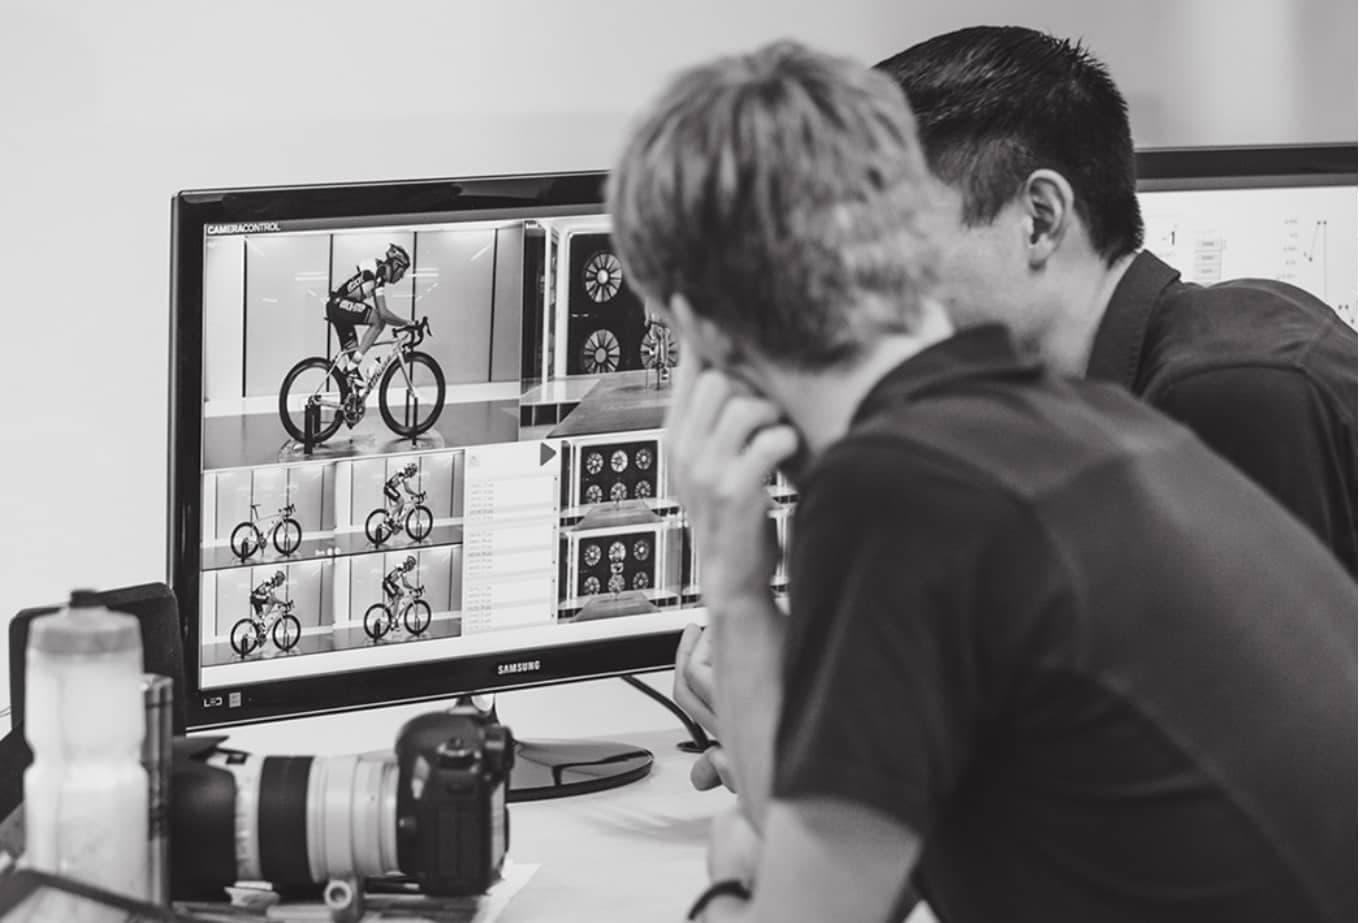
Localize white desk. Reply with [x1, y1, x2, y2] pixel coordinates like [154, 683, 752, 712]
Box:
[502, 728, 714, 922]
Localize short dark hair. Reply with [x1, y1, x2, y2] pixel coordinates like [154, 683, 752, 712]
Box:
[876, 26, 1143, 262]
[607, 40, 941, 370]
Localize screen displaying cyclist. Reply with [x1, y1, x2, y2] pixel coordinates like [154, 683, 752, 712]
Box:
[249, 571, 287, 619]
[326, 243, 413, 390]
[382, 556, 419, 604]
[383, 462, 420, 513]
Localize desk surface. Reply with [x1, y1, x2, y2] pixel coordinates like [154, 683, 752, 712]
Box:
[503, 728, 714, 922]
[497, 730, 937, 923]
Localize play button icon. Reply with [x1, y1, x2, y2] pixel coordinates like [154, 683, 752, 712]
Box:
[540, 442, 557, 467]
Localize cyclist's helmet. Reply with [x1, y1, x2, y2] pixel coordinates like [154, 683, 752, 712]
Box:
[402, 556, 417, 572]
[402, 462, 418, 478]
[384, 243, 411, 282]
[271, 571, 286, 587]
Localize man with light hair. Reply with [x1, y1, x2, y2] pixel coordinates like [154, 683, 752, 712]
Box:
[608, 39, 1356, 923]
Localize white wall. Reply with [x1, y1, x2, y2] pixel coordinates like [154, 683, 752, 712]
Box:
[0, 0, 1354, 716]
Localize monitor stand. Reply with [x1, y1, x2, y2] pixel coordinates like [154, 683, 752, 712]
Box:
[455, 695, 655, 802]
[508, 738, 654, 802]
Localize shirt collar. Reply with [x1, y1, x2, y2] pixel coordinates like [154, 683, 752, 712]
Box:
[1085, 251, 1181, 388]
[851, 323, 1044, 427]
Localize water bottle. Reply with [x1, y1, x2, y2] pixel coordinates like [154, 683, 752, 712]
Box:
[24, 589, 149, 901]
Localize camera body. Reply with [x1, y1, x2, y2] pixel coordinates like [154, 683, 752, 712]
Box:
[170, 707, 515, 901]
[395, 709, 514, 896]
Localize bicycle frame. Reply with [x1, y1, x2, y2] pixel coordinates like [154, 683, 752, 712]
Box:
[386, 583, 416, 605]
[303, 330, 417, 408]
[390, 490, 422, 518]
[255, 598, 285, 625]
[249, 503, 287, 536]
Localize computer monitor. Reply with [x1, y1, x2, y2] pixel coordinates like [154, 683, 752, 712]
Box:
[168, 171, 794, 798]
[1134, 144, 1357, 327]
[167, 145, 1354, 788]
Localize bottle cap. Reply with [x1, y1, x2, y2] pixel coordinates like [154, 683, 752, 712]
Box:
[69, 588, 102, 609]
[30, 593, 142, 656]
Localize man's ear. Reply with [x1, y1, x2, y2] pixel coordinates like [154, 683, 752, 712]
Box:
[1021, 168, 1075, 268]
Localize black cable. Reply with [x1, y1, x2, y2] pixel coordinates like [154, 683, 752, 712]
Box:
[619, 674, 712, 753]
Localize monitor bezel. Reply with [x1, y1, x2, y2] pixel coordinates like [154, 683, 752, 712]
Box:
[1135, 142, 1357, 191]
[169, 168, 691, 730]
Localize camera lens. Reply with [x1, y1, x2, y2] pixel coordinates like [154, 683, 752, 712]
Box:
[206, 752, 401, 888]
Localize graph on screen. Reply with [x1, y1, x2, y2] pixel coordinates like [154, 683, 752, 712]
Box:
[1138, 185, 1358, 328]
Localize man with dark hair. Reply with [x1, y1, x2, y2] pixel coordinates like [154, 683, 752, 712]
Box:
[873, 26, 1357, 575]
[677, 27, 1358, 797]
[610, 38, 1356, 923]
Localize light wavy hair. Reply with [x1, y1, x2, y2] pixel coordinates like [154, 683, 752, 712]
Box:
[607, 39, 942, 370]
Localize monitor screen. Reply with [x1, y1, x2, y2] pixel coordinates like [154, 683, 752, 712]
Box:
[1135, 145, 1357, 327]
[171, 174, 793, 728]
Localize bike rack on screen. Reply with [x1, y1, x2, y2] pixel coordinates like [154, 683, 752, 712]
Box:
[402, 385, 420, 448]
[303, 399, 321, 457]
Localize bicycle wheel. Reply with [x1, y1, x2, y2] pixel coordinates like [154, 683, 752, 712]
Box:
[405, 505, 434, 542]
[279, 357, 347, 443]
[230, 619, 260, 657]
[403, 599, 432, 636]
[363, 604, 391, 641]
[378, 351, 445, 438]
[272, 613, 302, 651]
[230, 523, 263, 560]
[365, 509, 393, 546]
[273, 518, 303, 556]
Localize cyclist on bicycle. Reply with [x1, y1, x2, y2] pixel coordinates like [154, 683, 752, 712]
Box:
[326, 243, 413, 391]
[383, 462, 421, 515]
[249, 571, 287, 620]
[382, 557, 419, 607]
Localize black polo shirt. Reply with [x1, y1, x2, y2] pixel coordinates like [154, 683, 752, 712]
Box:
[772, 325, 1357, 923]
[1087, 252, 1358, 575]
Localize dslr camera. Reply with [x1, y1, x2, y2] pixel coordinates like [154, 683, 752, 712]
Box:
[171, 707, 514, 899]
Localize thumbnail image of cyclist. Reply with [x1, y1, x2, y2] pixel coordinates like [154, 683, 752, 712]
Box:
[231, 571, 302, 657]
[229, 501, 302, 561]
[363, 556, 432, 641]
[365, 462, 434, 546]
[278, 314, 446, 445]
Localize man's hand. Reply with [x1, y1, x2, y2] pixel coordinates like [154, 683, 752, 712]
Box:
[707, 805, 762, 885]
[691, 745, 736, 792]
[665, 356, 799, 605]
[675, 623, 717, 729]
[675, 623, 736, 792]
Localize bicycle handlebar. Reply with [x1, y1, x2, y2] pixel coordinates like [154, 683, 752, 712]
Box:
[397, 317, 431, 349]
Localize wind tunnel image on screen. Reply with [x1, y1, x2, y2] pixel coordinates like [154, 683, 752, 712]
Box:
[201, 223, 525, 469]
[191, 208, 778, 705]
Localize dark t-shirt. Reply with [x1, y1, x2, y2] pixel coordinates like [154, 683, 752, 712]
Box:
[1087, 253, 1358, 575]
[773, 325, 1358, 923]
